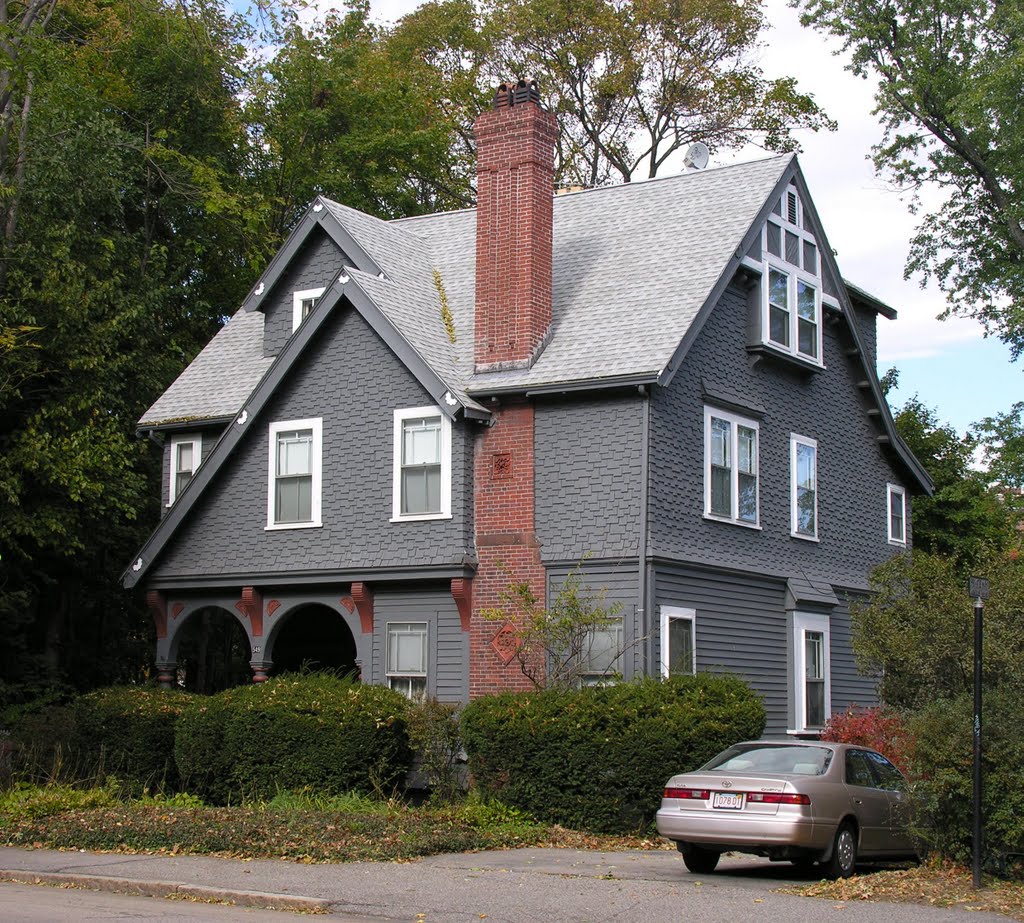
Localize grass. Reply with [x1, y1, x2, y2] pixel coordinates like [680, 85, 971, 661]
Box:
[787, 861, 1024, 921]
[0, 782, 662, 862]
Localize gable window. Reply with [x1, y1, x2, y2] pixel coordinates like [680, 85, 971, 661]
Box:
[392, 406, 452, 521]
[386, 621, 427, 701]
[762, 184, 822, 363]
[792, 612, 831, 733]
[660, 606, 696, 677]
[168, 435, 201, 505]
[704, 406, 759, 527]
[888, 483, 906, 544]
[266, 418, 322, 529]
[292, 287, 325, 331]
[791, 434, 818, 540]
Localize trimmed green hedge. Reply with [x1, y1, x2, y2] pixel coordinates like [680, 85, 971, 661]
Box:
[460, 674, 766, 833]
[3, 686, 190, 790]
[71, 686, 194, 792]
[174, 674, 413, 804]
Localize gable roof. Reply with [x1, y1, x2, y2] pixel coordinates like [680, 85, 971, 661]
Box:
[127, 152, 932, 586]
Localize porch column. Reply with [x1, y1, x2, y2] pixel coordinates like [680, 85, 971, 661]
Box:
[250, 660, 272, 683]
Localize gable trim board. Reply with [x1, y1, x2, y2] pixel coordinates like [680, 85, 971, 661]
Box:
[123, 267, 483, 589]
[240, 198, 382, 316]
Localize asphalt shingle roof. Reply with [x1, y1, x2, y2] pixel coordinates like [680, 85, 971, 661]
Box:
[138, 154, 792, 427]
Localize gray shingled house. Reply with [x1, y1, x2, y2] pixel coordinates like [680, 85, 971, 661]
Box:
[123, 82, 931, 736]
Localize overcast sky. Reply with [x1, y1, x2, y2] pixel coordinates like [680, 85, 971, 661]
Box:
[358, 0, 1018, 434]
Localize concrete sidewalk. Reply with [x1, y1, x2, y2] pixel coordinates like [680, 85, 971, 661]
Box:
[0, 845, 1010, 922]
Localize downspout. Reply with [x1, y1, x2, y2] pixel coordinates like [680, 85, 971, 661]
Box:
[637, 385, 652, 678]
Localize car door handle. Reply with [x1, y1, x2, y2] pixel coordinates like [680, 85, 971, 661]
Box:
[853, 798, 863, 805]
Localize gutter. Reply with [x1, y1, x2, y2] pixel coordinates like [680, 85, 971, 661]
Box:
[466, 372, 659, 400]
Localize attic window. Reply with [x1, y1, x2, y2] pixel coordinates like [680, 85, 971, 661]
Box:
[292, 287, 325, 331]
[760, 184, 823, 365]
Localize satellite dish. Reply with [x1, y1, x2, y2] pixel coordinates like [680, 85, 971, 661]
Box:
[683, 142, 709, 171]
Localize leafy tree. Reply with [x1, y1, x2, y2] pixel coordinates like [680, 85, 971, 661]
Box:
[483, 0, 834, 186]
[796, 0, 1024, 356]
[892, 395, 1013, 562]
[975, 401, 1024, 505]
[247, 5, 478, 239]
[0, 0, 260, 698]
[853, 548, 1024, 710]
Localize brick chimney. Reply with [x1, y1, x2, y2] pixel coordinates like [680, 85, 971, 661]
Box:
[473, 79, 558, 372]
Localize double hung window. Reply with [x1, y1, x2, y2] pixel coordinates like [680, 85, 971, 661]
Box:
[660, 607, 696, 677]
[267, 418, 322, 529]
[888, 483, 906, 544]
[762, 185, 822, 363]
[705, 407, 759, 526]
[386, 622, 428, 701]
[392, 407, 451, 520]
[790, 434, 818, 539]
[580, 618, 624, 686]
[168, 435, 201, 505]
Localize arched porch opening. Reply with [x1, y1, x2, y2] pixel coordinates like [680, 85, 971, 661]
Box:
[270, 604, 358, 678]
[174, 606, 251, 694]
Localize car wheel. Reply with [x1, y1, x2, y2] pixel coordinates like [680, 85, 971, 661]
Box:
[682, 845, 720, 874]
[822, 822, 857, 880]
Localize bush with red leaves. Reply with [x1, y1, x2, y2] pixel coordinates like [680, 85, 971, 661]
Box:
[821, 706, 914, 773]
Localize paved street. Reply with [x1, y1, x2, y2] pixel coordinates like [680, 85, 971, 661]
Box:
[0, 846, 1010, 922]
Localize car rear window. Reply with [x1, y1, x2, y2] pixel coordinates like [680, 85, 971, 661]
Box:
[702, 745, 832, 776]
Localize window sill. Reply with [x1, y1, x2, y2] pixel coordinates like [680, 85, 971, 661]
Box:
[791, 531, 820, 543]
[747, 342, 824, 373]
[888, 538, 907, 547]
[786, 728, 824, 738]
[265, 521, 323, 531]
[703, 513, 761, 531]
[390, 513, 453, 523]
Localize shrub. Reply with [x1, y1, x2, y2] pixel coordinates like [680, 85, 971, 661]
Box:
[907, 686, 1024, 871]
[460, 674, 765, 834]
[2, 686, 190, 790]
[174, 674, 412, 804]
[407, 699, 465, 802]
[822, 706, 914, 772]
[70, 686, 194, 792]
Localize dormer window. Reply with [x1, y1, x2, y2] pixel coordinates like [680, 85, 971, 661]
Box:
[761, 184, 822, 364]
[292, 287, 325, 331]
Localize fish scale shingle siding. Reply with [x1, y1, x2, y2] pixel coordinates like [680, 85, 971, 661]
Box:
[262, 229, 350, 357]
[649, 282, 907, 589]
[151, 303, 474, 580]
[534, 395, 644, 563]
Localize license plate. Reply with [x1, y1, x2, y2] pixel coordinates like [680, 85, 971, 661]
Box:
[713, 792, 743, 810]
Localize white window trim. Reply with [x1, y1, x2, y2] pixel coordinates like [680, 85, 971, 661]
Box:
[385, 620, 429, 701]
[761, 258, 824, 365]
[761, 183, 825, 365]
[791, 611, 831, 735]
[167, 434, 202, 506]
[266, 417, 323, 530]
[292, 287, 325, 332]
[887, 482, 907, 545]
[703, 406, 761, 529]
[391, 405, 452, 522]
[660, 606, 697, 678]
[790, 433, 819, 541]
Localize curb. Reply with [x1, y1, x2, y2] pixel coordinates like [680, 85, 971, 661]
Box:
[0, 869, 332, 913]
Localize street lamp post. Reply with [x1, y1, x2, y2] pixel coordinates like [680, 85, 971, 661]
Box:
[968, 575, 990, 890]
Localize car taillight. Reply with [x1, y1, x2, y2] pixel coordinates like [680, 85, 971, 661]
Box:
[747, 792, 810, 805]
[664, 787, 710, 800]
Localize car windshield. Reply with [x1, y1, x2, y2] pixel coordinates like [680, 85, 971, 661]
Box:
[701, 744, 833, 776]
